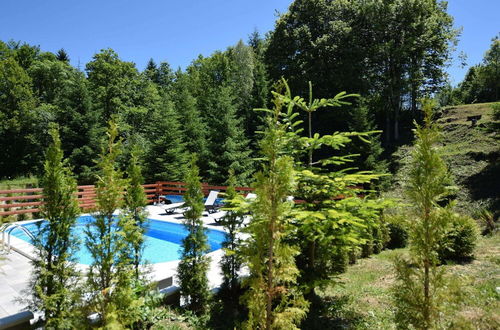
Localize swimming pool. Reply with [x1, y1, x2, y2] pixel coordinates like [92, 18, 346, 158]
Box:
[10, 215, 226, 265]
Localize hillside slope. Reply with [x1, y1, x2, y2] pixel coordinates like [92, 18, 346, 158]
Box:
[389, 102, 499, 217]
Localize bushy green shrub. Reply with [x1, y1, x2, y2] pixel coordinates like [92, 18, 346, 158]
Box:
[384, 214, 408, 249]
[360, 225, 387, 257]
[438, 211, 479, 262]
[386, 223, 408, 249]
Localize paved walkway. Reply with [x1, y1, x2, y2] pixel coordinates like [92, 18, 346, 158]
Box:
[0, 250, 32, 318]
[0, 205, 231, 319]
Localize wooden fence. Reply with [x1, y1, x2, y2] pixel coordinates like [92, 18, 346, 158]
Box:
[0, 181, 254, 217]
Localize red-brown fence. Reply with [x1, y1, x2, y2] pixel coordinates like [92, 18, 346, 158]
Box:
[0, 181, 254, 217]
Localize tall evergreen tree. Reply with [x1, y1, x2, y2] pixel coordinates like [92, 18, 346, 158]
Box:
[177, 156, 211, 314]
[228, 40, 254, 115]
[143, 98, 187, 181]
[216, 169, 245, 324]
[124, 148, 148, 280]
[347, 100, 387, 177]
[85, 121, 140, 327]
[144, 58, 159, 83]
[241, 91, 308, 330]
[247, 30, 270, 144]
[393, 99, 455, 329]
[276, 80, 382, 305]
[171, 71, 207, 157]
[56, 48, 70, 63]
[206, 86, 253, 185]
[30, 127, 81, 328]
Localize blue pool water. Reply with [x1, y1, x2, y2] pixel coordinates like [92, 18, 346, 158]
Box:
[10, 215, 226, 265]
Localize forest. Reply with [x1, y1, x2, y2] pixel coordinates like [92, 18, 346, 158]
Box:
[0, 1, 498, 187]
[0, 0, 499, 329]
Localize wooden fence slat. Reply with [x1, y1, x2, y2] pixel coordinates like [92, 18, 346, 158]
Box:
[0, 201, 43, 209]
[0, 208, 40, 216]
[0, 195, 43, 202]
[0, 188, 42, 194]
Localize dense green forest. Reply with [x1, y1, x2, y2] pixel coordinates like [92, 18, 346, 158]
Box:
[1, 0, 499, 328]
[2, 0, 497, 187]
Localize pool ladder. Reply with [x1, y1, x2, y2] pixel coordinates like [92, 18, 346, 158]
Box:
[0, 223, 35, 254]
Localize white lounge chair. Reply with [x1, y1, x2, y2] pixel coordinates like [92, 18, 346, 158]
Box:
[164, 202, 184, 215]
[205, 190, 220, 214]
[245, 193, 257, 200]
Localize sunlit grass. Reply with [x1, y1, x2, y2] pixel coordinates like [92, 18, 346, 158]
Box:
[315, 234, 499, 329]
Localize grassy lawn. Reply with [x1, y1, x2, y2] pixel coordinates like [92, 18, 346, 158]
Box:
[389, 102, 499, 216]
[316, 234, 500, 329]
[0, 176, 38, 190]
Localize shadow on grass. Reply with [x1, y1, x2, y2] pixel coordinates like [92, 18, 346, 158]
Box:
[464, 152, 500, 213]
[301, 294, 366, 330]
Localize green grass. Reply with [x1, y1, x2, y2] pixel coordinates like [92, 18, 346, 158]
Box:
[388, 102, 499, 216]
[314, 234, 500, 329]
[0, 175, 38, 190]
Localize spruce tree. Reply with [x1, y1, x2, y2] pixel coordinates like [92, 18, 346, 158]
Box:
[206, 86, 252, 185]
[143, 98, 187, 181]
[177, 156, 211, 315]
[171, 70, 207, 157]
[55, 48, 70, 63]
[241, 91, 308, 330]
[347, 100, 387, 175]
[393, 99, 455, 329]
[144, 58, 159, 83]
[30, 127, 81, 328]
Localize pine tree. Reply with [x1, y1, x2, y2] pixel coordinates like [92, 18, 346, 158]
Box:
[241, 91, 308, 330]
[393, 99, 454, 329]
[30, 127, 81, 328]
[177, 156, 211, 315]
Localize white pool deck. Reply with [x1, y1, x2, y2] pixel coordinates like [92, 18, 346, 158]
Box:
[0, 205, 234, 319]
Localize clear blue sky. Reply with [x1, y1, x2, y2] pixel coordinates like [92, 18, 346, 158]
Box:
[0, 0, 498, 85]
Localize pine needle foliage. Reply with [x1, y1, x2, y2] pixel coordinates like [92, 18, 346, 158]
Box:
[393, 99, 455, 329]
[241, 90, 308, 330]
[177, 155, 211, 315]
[30, 126, 81, 328]
[85, 120, 142, 327]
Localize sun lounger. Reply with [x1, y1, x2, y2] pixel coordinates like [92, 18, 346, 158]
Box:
[164, 202, 183, 215]
[245, 193, 257, 200]
[205, 190, 220, 214]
